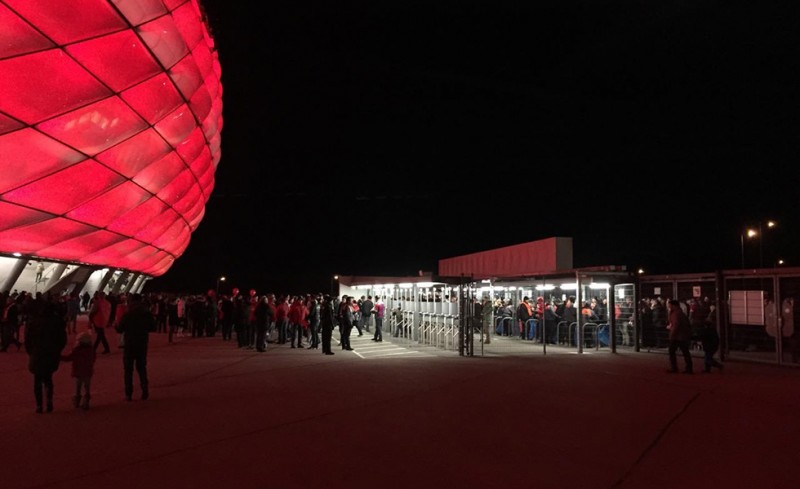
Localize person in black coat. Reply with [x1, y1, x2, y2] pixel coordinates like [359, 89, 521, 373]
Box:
[319, 295, 335, 355]
[25, 296, 67, 413]
[116, 293, 156, 401]
[700, 304, 723, 373]
[254, 295, 273, 352]
[306, 295, 321, 349]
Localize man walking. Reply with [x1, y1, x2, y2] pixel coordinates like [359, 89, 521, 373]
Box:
[116, 293, 156, 401]
[88, 291, 112, 354]
[666, 299, 693, 374]
[371, 296, 385, 342]
[360, 295, 374, 333]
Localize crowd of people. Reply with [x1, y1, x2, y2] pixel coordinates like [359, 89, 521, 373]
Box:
[0, 285, 736, 415]
[1, 289, 156, 413]
[0, 287, 390, 412]
[470, 293, 724, 374]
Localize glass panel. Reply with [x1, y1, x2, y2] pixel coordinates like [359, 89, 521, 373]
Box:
[66, 180, 152, 228]
[168, 54, 203, 99]
[188, 147, 212, 184]
[163, 0, 189, 12]
[96, 128, 172, 177]
[192, 41, 213, 77]
[0, 128, 86, 193]
[132, 151, 186, 195]
[137, 14, 189, 69]
[188, 85, 212, 123]
[0, 3, 54, 59]
[171, 2, 204, 50]
[118, 243, 159, 269]
[2, 159, 125, 215]
[0, 201, 50, 232]
[137, 247, 174, 273]
[110, 0, 167, 27]
[151, 218, 189, 250]
[120, 73, 184, 125]
[176, 126, 206, 164]
[66, 29, 161, 92]
[84, 237, 147, 264]
[134, 208, 180, 242]
[146, 253, 174, 276]
[614, 284, 636, 349]
[37, 229, 126, 262]
[0, 112, 24, 136]
[172, 186, 201, 215]
[36, 96, 148, 156]
[186, 200, 205, 229]
[0, 218, 95, 254]
[106, 197, 168, 236]
[0, 50, 111, 124]
[156, 168, 194, 206]
[154, 104, 197, 147]
[724, 277, 776, 363]
[778, 276, 800, 366]
[4, 0, 126, 45]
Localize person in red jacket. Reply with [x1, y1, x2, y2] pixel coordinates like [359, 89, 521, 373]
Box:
[667, 299, 693, 374]
[88, 291, 112, 354]
[288, 296, 308, 348]
[275, 295, 290, 344]
[60, 331, 96, 410]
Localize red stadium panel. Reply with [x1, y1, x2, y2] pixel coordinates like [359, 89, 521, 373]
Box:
[120, 73, 185, 125]
[0, 128, 86, 193]
[0, 3, 54, 59]
[0, 50, 112, 124]
[66, 29, 162, 92]
[132, 152, 187, 195]
[0, 0, 223, 277]
[36, 97, 149, 156]
[137, 14, 189, 69]
[95, 129, 173, 178]
[110, 0, 167, 27]
[3, 0, 128, 45]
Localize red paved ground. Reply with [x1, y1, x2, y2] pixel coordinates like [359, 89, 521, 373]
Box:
[2, 316, 799, 489]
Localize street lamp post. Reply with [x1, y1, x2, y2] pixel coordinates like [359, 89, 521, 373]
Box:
[331, 275, 339, 296]
[741, 229, 756, 269]
[759, 220, 776, 269]
[740, 220, 776, 269]
[216, 275, 226, 295]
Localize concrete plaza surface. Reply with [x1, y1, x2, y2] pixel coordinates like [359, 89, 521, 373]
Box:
[2, 322, 799, 489]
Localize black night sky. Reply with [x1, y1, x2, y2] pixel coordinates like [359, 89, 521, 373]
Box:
[147, 1, 799, 295]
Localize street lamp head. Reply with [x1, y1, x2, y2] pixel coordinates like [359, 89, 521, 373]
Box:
[220, 276, 226, 282]
[746, 229, 757, 238]
[767, 220, 776, 228]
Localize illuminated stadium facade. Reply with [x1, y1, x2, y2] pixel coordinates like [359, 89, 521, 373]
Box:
[0, 0, 222, 296]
